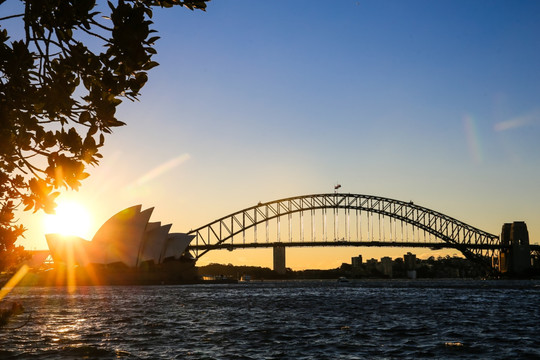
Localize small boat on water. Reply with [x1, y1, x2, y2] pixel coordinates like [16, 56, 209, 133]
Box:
[337, 276, 349, 283]
[239, 275, 251, 282]
[201, 275, 238, 284]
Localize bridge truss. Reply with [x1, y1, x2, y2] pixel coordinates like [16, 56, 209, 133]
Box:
[187, 193, 500, 267]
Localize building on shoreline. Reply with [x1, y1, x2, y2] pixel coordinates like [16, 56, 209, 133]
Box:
[347, 251, 492, 279]
[404, 252, 417, 279]
[351, 254, 363, 268]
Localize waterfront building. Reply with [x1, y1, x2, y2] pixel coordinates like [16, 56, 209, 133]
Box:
[366, 258, 378, 271]
[403, 252, 416, 270]
[351, 254, 363, 268]
[379, 257, 393, 278]
[404, 252, 417, 279]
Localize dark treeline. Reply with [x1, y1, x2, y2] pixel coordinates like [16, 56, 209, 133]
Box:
[197, 255, 488, 280]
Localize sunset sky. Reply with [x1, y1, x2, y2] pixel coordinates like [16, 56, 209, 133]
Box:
[17, 0, 540, 270]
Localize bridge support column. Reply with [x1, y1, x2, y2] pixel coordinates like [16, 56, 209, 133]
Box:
[499, 221, 531, 275]
[273, 245, 286, 275]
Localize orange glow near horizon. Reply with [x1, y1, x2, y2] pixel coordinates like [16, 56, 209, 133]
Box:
[44, 200, 93, 240]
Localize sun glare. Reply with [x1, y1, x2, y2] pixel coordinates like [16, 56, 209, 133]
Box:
[44, 200, 92, 239]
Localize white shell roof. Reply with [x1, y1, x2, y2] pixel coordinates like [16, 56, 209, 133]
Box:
[46, 205, 194, 268]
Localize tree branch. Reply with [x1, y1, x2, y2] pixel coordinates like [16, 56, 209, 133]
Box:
[0, 13, 24, 21]
[14, 150, 45, 177]
[89, 18, 113, 32]
[23, 1, 30, 47]
[77, 25, 110, 43]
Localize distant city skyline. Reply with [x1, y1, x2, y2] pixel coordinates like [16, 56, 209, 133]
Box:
[16, 0, 540, 270]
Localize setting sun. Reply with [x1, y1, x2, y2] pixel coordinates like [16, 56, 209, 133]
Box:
[44, 200, 92, 239]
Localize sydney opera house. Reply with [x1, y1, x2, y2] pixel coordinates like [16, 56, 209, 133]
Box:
[45, 205, 197, 285]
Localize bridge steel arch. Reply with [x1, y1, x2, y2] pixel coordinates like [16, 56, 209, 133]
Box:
[186, 193, 500, 268]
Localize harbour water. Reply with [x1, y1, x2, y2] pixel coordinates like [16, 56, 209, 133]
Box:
[1, 280, 539, 359]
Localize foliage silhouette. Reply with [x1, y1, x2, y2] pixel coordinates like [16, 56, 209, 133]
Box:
[0, 0, 208, 271]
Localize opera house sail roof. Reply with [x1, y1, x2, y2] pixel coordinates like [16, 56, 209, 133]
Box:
[46, 205, 195, 268]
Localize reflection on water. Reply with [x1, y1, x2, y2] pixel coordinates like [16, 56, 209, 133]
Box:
[1, 280, 539, 359]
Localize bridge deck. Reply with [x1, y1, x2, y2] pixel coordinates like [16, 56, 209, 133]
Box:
[188, 241, 507, 251]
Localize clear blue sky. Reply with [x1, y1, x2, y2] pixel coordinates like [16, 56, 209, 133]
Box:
[19, 0, 540, 269]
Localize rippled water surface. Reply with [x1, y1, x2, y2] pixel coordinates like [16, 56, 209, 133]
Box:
[1, 280, 539, 359]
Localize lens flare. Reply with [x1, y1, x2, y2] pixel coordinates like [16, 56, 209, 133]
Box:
[463, 114, 483, 163]
[44, 201, 92, 239]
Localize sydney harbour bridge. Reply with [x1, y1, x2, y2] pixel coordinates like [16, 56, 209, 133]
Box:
[186, 193, 539, 274]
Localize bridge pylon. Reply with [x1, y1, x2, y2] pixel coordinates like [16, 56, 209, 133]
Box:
[273, 245, 286, 275]
[498, 221, 532, 275]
